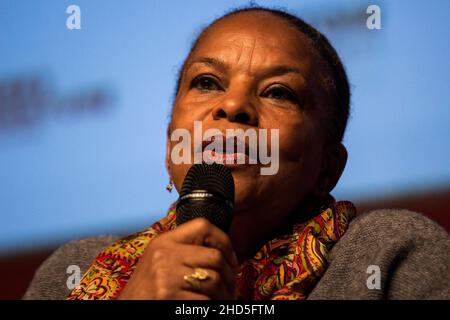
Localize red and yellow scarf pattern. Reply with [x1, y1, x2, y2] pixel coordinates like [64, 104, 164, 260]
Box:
[67, 200, 356, 300]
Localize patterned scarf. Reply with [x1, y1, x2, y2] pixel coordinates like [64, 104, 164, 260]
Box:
[67, 200, 356, 300]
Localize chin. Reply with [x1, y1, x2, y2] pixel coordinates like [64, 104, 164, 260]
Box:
[231, 175, 262, 212]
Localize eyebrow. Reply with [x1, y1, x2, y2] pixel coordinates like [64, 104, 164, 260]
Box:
[187, 57, 228, 73]
[260, 65, 305, 80]
[187, 56, 305, 81]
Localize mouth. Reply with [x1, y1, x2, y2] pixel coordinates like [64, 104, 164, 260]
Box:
[198, 134, 256, 168]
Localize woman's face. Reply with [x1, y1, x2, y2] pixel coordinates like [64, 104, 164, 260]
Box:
[167, 12, 335, 234]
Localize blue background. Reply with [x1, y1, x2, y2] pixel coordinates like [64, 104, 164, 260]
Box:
[1, 0, 449, 254]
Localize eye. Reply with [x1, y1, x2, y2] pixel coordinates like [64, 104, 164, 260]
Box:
[190, 75, 222, 92]
[262, 85, 300, 104]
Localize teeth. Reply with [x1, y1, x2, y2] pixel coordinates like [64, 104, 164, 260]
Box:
[202, 136, 247, 154]
[202, 150, 247, 164]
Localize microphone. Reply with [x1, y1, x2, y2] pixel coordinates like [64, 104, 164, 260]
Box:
[176, 162, 235, 233]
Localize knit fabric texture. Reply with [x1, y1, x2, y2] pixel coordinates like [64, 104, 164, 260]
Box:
[23, 209, 450, 300]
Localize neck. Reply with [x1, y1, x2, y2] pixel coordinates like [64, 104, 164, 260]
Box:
[229, 194, 330, 263]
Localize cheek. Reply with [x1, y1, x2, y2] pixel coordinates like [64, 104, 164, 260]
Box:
[277, 116, 320, 163]
[167, 108, 189, 192]
[167, 136, 192, 192]
[171, 164, 189, 192]
[276, 117, 323, 185]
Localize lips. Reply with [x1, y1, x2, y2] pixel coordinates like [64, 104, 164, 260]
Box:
[199, 134, 255, 166]
[202, 135, 248, 154]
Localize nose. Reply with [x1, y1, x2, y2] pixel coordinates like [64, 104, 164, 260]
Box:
[211, 85, 258, 126]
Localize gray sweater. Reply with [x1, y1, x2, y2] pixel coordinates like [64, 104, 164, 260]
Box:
[23, 209, 450, 300]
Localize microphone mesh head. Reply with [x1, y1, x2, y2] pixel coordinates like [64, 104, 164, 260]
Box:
[176, 163, 235, 232]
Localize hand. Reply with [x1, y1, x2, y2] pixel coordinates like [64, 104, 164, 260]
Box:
[118, 218, 239, 300]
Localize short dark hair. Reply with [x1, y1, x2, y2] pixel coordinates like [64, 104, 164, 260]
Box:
[173, 6, 350, 145]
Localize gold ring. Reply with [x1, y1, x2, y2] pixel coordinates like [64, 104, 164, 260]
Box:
[184, 268, 209, 291]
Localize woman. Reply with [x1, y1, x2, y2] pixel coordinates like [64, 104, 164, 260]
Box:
[24, 7, 450, 300]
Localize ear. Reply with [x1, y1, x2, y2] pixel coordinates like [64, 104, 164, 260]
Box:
[318, 143, 347, 197]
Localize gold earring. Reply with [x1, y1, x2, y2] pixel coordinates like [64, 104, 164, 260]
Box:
[166, 179, 173, 193]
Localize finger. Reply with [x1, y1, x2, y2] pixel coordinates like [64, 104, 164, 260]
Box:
[180, 267, 231, 300]
[171, 218, 238, 269]
[174, 290, 210, 300]
[174, 244, 236, 292]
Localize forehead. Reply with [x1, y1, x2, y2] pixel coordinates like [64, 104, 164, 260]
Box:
[188, 12, 318, 75]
